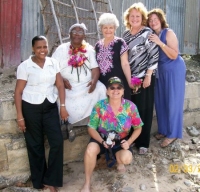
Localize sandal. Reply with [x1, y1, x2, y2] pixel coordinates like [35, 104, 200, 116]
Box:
[138, 147, 148, 155]
[67, 123, 76, 142]
[160, 138, 177, 148]
[154, 133, 165, 140]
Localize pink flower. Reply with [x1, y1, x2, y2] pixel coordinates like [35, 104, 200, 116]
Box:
[131, 77, 142, 86]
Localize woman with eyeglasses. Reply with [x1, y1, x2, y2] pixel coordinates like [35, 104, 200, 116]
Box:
[81, 77, 142, 192]
[148, 9, 186, 147]
[52, 23, 106, 141]
[95, 13, 133, 100]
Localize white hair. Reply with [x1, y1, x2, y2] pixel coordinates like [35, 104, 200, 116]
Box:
[97, 13, 119, 31]
[69, 23, 87, 34]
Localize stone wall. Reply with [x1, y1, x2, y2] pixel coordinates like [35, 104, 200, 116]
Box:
[0, 72, 200, 188]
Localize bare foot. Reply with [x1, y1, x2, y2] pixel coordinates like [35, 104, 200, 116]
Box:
[44, 185, 58, 192]
[117, 164, 126, 172]
[81, 183, 91, 192]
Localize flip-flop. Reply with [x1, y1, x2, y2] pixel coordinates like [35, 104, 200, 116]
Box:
[154, 133, 165, 140]
[160, 138, 177, 148]
[138, 147, 148, 155]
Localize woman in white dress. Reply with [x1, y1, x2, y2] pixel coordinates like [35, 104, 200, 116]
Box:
[52, 23, 106, 139]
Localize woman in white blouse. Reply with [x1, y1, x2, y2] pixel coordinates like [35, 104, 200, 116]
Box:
[14, 35, 68, 192]
[52, 23, 106, 139]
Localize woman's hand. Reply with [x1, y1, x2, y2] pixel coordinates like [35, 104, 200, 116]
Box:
[148, 34, 162, 46]
[63, 79, 72, 90]
[60, 107, 69, 121]
[87, 80, 96, 93]
[102, 141, 109, 149]
[17, 119, 26, 132]
[143, 75, 151, 88]
[120, 140, 129, 150]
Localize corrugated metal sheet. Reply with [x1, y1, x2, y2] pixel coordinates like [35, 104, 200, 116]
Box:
[166, 0, 185, 53]
[110, 0, 199, 54]
[184, 0, 199, 54]
[0, 0, 22, 68]
[21, 0, 44, 62]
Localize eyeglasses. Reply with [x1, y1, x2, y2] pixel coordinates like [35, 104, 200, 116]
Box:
[148, 18, 159, 23]
[109, 86, 123, 90]
[71, 30, 84, 35]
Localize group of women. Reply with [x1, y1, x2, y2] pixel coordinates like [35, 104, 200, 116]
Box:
[14, 2, 186, 192]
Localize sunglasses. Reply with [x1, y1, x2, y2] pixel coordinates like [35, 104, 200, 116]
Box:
[71, 30, 84, 35]
[109, 86, 123, 90]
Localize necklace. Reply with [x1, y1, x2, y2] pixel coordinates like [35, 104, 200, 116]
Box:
[130, 26, 144, 35]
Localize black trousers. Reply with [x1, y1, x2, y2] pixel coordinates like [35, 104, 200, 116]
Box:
[22, 99, 63, 189]
[132, 76, 155, 148]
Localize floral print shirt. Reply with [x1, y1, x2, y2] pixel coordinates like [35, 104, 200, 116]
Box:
[88, 98, 143, 139]
[95, 37, 128, 76]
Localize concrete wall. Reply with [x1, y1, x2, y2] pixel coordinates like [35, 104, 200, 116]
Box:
[0, 79, 200, 188]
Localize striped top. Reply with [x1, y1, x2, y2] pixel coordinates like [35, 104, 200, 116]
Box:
[123, 27, 159, 78]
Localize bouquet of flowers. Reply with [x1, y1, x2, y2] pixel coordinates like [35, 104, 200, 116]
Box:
[131, 77, 143, 94]
[68, 43, 89, 82]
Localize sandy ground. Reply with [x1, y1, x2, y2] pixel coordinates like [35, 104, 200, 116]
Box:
[40, 129, 200, 192]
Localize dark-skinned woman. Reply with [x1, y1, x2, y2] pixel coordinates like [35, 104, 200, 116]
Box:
[52, 23, 106, 135]
[14, 35, 69, 192]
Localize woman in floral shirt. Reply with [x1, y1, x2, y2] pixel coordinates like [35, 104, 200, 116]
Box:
[95, 13, 133, 100]
[81, 77, 142, 192]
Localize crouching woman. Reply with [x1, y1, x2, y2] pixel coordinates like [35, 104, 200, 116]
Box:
[81, 77, 143, 192]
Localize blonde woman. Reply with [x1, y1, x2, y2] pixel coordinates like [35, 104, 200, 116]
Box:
[123, 2, 159, 154]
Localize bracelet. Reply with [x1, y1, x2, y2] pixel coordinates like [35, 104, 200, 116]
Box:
[17, 118, 24, 122]
[60, 104, 65, 107]
[162, 43, 166, 48]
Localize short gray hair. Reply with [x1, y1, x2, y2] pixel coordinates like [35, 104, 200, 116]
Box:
[69, 23, 87, 34]
[98, 13, 119, 31]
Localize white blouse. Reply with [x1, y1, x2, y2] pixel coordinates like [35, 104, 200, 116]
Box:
[17, 56, 60, 104]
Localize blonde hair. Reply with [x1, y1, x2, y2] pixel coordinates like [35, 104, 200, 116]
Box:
[147, 8, 169, 29]
[98, 13, 119, 31]
[124, 2, 148, 30]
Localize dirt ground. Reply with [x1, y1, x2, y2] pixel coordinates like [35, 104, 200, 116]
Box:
[3, 128, 200, 192]
[52, 128, 200, 192]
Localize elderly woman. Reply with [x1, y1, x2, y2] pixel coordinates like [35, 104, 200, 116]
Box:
[95, 13, 132, 100]
[14, 35, 68, 192]
[52, 23, 106, 139]
[81, 77, 142, 192]
[148, 9, 186, 147]
[123, 2, 159, 154]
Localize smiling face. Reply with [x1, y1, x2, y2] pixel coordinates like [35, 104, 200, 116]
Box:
[148, 14, 161, 32]
[107, 83, 124, 99]
[70, 27, 85, 47]
[32, 39, 48, 60]
[128, 9, 143, 29]
[101, 24, 116, 39]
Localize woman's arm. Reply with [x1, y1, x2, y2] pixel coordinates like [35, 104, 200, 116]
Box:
[55, 72, 69, 120]
[87, 67, 100, 93]
[149, 30, 179, 59]
[120, 51, 132, 88]
[88, 127, 109, 149]
[14, 80, 27, 132]
[127, 128, 142, 145]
